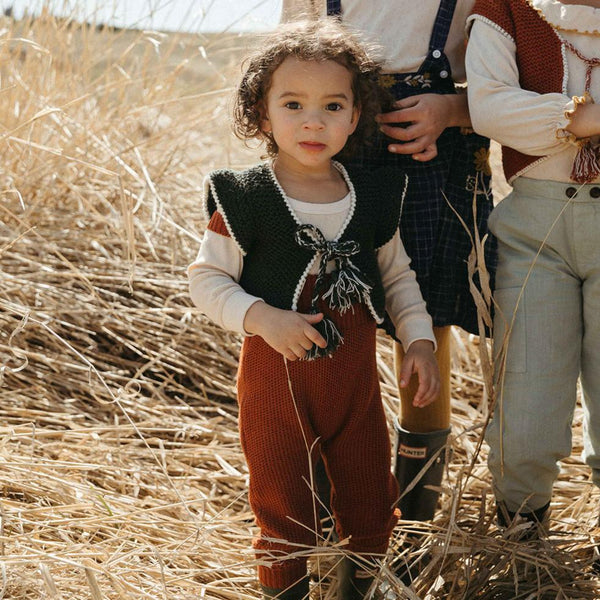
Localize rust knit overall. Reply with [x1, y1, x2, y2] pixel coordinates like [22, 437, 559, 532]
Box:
[237, 277, 399, 589]
[205, 194, 401, 590]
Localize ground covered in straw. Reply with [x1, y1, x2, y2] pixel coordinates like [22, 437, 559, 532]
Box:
[1, 11, 599, 600]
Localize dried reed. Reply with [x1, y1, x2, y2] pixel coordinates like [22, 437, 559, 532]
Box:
[0, 6, 598, 600]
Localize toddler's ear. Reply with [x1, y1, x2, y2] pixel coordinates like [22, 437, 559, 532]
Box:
[259, 104, 271, 133]
[260, 115, 272, 133]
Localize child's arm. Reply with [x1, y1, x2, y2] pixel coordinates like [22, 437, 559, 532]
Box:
[466, 19, 577, 156]
[188, 214, 327, 360]
[376, 93, 471, 161]
[397, 339, 440, 407]
[378, 230, 440, 407]
[243, 302, 327, 361]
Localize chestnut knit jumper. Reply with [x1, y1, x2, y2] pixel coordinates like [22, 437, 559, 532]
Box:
[204, 164, 403, 590]
[470, 0, 565, 182]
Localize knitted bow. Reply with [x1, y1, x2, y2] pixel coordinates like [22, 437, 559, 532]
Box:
[295, 224, 372, 360]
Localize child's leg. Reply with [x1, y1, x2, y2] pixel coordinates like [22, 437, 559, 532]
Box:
[313, 309, 399, 562]
[574, 190, 600, 490]
[393, 326, 452, 522]
[238, 337, 322, 591]
[322, 381, 399, 557]
[395, 326, 451, 432]
[486, 178, 583, 516]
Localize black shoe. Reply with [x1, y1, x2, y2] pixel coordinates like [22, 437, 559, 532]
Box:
[496, 501, 550, 541]
[337, 557, 379, 599]
[261, 577, 310, 600]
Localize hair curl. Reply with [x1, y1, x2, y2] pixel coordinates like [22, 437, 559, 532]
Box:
[232, 18, 387, 158]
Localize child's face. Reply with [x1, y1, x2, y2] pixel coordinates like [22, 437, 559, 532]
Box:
[260, 57, 360, 173]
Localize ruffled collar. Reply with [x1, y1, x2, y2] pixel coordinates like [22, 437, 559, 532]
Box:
[528, 0, 600, 35]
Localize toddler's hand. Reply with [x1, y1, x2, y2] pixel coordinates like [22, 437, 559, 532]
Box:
[243, 302, 327, 361]
[398, 339, 440, 407]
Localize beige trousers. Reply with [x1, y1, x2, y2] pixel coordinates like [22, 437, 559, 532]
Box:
[486, 177, 600, 513]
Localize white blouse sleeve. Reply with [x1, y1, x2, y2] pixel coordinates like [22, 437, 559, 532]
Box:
[466, 18, 572, 156]
[378, 230, 436, 352]
[187, 229, 263, 335]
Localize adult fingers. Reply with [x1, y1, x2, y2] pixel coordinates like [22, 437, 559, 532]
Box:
[378, 123, 415, 142]
[388, 137, 433, 156]
[411, 143, 438, 162]
[376, 97, 419, 122]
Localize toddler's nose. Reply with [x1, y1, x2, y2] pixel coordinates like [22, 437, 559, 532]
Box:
[303, 110, 325, 129]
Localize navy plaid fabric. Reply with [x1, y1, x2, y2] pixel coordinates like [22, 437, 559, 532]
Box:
[328, 0, 496, 333]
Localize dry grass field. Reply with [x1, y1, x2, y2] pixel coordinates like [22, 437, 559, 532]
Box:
[0, 8, 599, 599]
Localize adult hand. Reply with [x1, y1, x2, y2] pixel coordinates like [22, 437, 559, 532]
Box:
[377, 93, 470, 161]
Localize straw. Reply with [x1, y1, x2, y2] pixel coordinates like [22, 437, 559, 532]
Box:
[1, 7, 598, 599]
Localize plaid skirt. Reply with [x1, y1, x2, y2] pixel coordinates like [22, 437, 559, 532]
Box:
[342, 88, 496, 334]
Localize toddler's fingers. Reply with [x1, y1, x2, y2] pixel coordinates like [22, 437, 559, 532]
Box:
[303, 312, 324, 324]
[306, 326, 327, 348]
[398, 358, 415, 389]
[283, 349, 299, 361]
[291, 344, 307, 360]
[417, 378, 440, 407]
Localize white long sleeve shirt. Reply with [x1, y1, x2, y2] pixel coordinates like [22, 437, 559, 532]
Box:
[466, 0, 600, 184]
[280, 0, 475, 81]
[188, 184, 435, 352]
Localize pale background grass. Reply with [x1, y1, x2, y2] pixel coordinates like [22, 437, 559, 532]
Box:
[0, 7, 598, 599]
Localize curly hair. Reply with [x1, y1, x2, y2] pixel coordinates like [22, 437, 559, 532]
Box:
[232, 18, 387, 158]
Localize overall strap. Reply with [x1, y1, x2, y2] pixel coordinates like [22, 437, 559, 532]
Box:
[326, 0, 342, 16]
[428, 0, 458, 55]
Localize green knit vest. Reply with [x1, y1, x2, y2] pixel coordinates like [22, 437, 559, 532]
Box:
[204, 162, 405, 324]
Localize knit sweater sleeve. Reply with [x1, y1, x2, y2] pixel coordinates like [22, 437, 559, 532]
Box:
[187, 214, 263, 335]
[378, 230, 435, 352]
[466, 16, 571, 156]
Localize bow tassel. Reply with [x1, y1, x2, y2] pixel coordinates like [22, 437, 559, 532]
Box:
[571, 140, 600, 184]
[294, 224, 370, 359]
[303, 315, 344, 361]
[322, 261, 372, 314]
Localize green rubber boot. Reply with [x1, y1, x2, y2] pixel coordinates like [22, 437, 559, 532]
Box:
[393, 424, 451, 584]
[394, 424, 451, 521]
